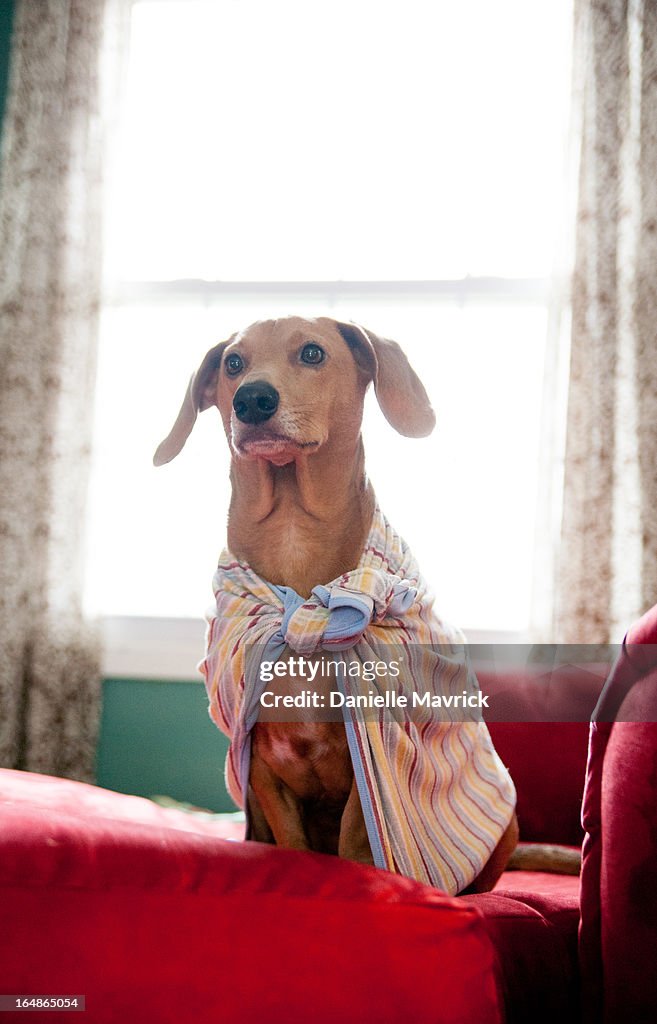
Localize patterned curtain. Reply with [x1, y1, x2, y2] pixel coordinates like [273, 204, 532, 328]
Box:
[0, 0, 129, 780]
[558, 0, 657, 643]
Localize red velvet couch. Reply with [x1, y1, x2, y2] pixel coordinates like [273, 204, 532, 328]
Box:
[1, 610, 656, 1023]
[578, 605, 657, 1024]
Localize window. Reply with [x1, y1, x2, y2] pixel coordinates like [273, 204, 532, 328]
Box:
[86, 0, 575, 674]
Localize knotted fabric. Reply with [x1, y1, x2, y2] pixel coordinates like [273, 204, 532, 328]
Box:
[201, 506, 516, 894]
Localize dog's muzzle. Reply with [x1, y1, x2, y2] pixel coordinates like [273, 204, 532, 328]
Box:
[233, 381, 280, 424]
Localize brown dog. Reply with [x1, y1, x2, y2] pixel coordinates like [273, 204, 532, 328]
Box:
[155, 316, 519, 892]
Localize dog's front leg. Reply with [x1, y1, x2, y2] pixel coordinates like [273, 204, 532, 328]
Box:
[246, 784, 274, 844]
[338, 775, 374, 866]
[248, 750, 311, 850]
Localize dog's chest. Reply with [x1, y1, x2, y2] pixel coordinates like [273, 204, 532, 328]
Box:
[251, 719, 353, 804]
[236, 504, 370, 600]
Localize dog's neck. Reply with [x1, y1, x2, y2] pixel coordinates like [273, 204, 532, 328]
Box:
[227, 435, 375, 598]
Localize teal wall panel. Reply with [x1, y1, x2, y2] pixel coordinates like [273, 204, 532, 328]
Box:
[97, 679, 234, 813]
[0, 0, 14, 132]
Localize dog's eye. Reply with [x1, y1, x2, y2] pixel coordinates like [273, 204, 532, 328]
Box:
[225, 353, 244, 376]
[300, 343, 325, 365]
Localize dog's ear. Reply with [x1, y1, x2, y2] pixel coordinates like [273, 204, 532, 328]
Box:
[335, 321, 436, 437]
[153, 338, 233, 466]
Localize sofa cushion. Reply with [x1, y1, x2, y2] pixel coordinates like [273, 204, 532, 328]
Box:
[464, 871, 580, 1024]
[0, 768, 502, 1024]
[0, 767, 245, 839]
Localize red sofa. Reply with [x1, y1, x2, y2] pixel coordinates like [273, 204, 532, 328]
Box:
[578, 605, 657, 1024]
[1, 612, 655, 1023]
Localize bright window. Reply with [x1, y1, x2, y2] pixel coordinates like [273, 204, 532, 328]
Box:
[86, 0, 574, 648]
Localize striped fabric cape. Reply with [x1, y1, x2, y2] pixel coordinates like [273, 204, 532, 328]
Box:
[201, 506, 516, 894]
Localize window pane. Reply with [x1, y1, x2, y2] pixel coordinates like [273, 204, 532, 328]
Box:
[85, 297, 545, 631]
[104, 0, 573, 282]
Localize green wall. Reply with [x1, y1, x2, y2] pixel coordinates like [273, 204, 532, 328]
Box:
[97, 679, 234, 813]
[0, 0, 14, 131]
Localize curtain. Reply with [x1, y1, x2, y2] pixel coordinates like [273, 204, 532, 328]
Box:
[557, 0, 657, 644]
[0, 0, 129, 781]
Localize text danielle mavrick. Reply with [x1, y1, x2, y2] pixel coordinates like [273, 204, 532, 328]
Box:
[259, 690, 490, 709]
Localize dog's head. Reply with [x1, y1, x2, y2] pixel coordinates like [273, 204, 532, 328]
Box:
[153, 316, 435, 467]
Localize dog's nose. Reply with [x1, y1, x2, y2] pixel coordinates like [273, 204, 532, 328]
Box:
[232, 381, 280, 424]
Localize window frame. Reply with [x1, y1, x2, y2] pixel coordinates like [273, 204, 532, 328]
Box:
[97, 273, 569, 679]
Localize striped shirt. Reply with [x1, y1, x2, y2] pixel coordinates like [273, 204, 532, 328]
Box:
[200, 505, 516, 894]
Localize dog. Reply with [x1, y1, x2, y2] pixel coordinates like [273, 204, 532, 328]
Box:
[154, 316, 520, 894]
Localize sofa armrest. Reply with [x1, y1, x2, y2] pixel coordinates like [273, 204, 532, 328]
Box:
[580, 605, 657, 1023]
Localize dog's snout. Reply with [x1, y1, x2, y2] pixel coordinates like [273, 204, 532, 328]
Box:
[233, 381, 280, 424]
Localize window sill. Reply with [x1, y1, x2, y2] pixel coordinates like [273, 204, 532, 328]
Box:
[98, 615, 531, 681]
